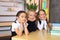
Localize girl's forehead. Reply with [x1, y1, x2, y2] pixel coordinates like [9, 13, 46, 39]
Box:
[40, 11, 44, 13]
[29, 12, 35, 15]
[39, 11, 45, 14]
[19, 13, 26, 16]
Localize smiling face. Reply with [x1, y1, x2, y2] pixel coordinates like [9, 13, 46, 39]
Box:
[17, 13, 27, 23]
[39, 11, 46, 20]
[28, 11, 36, 21]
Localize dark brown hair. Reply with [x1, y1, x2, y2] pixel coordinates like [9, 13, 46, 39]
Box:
[16, 11, 27, 17]
[37, 9, 52, 30]
[14, 11, 27, 23]
[37, 9, 46, 15]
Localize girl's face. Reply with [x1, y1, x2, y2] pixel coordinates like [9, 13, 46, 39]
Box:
[28, 11, 36, 21]
[39, 11, 46, 20]
[17, 13, 27, 23]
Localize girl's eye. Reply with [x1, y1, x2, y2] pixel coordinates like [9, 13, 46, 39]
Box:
[21, 16, 26, 18]
[30, 15, 35, 16]
[40, 14, 45, 15]
[29, 15, 32, 16]
[21, 16, 24, 18]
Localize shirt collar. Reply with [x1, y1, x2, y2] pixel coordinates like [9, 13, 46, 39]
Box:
[16, 20, 20, 25]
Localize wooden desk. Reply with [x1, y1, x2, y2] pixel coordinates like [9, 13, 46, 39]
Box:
[12, 30, 60, 40]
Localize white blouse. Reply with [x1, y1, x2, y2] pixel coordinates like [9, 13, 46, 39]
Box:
[12, 20, 21, 32]
[12, 20, 28, 32]
[37, 20, 47, 30]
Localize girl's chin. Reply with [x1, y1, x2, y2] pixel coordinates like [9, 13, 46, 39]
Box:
[29, 19, 35, 21]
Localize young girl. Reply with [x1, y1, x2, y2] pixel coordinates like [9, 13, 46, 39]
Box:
[37, 9, 48, 31]
[12, 11, 29, 37]
[27, 10, 37, 32]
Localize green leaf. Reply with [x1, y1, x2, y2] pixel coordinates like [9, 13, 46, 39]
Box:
[25, 1, 37, 11]
[30, 0, 32, 2]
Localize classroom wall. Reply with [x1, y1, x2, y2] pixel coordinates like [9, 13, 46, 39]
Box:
[50, 0, 60, 23]
[0, 0, 24, 22]
[0, 0, 49, 22]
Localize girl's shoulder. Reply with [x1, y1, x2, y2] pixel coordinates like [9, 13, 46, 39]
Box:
[12, 22, 17, 25]
[12, 21, 20, 28]
[12, 20, 19, 25]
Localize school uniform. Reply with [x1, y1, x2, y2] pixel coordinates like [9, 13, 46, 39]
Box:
[12, 20, 28, 36]
[37, 20, 47, 31]
[27, 20, 37, 32]
[12, 20, 20, 36]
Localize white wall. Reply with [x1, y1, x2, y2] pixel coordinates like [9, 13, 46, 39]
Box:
[0, 0, 24, 22]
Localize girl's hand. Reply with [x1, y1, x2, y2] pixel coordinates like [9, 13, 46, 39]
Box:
[24, 19, 27, 24]
[23, 19, 28, 28]
[24, 23, 28, 28]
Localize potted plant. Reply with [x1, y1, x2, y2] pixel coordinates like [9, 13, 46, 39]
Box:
[25, 0, 37, 11]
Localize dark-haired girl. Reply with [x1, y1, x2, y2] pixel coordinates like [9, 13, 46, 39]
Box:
[12, 11, 29, 37]
[37, 9, 48, 31]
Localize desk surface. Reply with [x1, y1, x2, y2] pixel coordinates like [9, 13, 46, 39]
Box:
[12, 30, 60, 40]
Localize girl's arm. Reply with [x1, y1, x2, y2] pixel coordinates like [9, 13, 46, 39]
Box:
[14, 23, 23, 36]
[24, 23, 29, 36]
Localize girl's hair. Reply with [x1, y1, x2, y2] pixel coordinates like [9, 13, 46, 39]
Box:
[37, 9, 46, 23]
[27, 10, 36, 15]
[37, 9, 45, 21]
[37, 9, 48, 23]
[38, 9, 46, 15]
[14, 11, 27, 23]
[37, 9, 52, 30]
[27, 10, 36, 18]
[16, 11, 27, 17]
